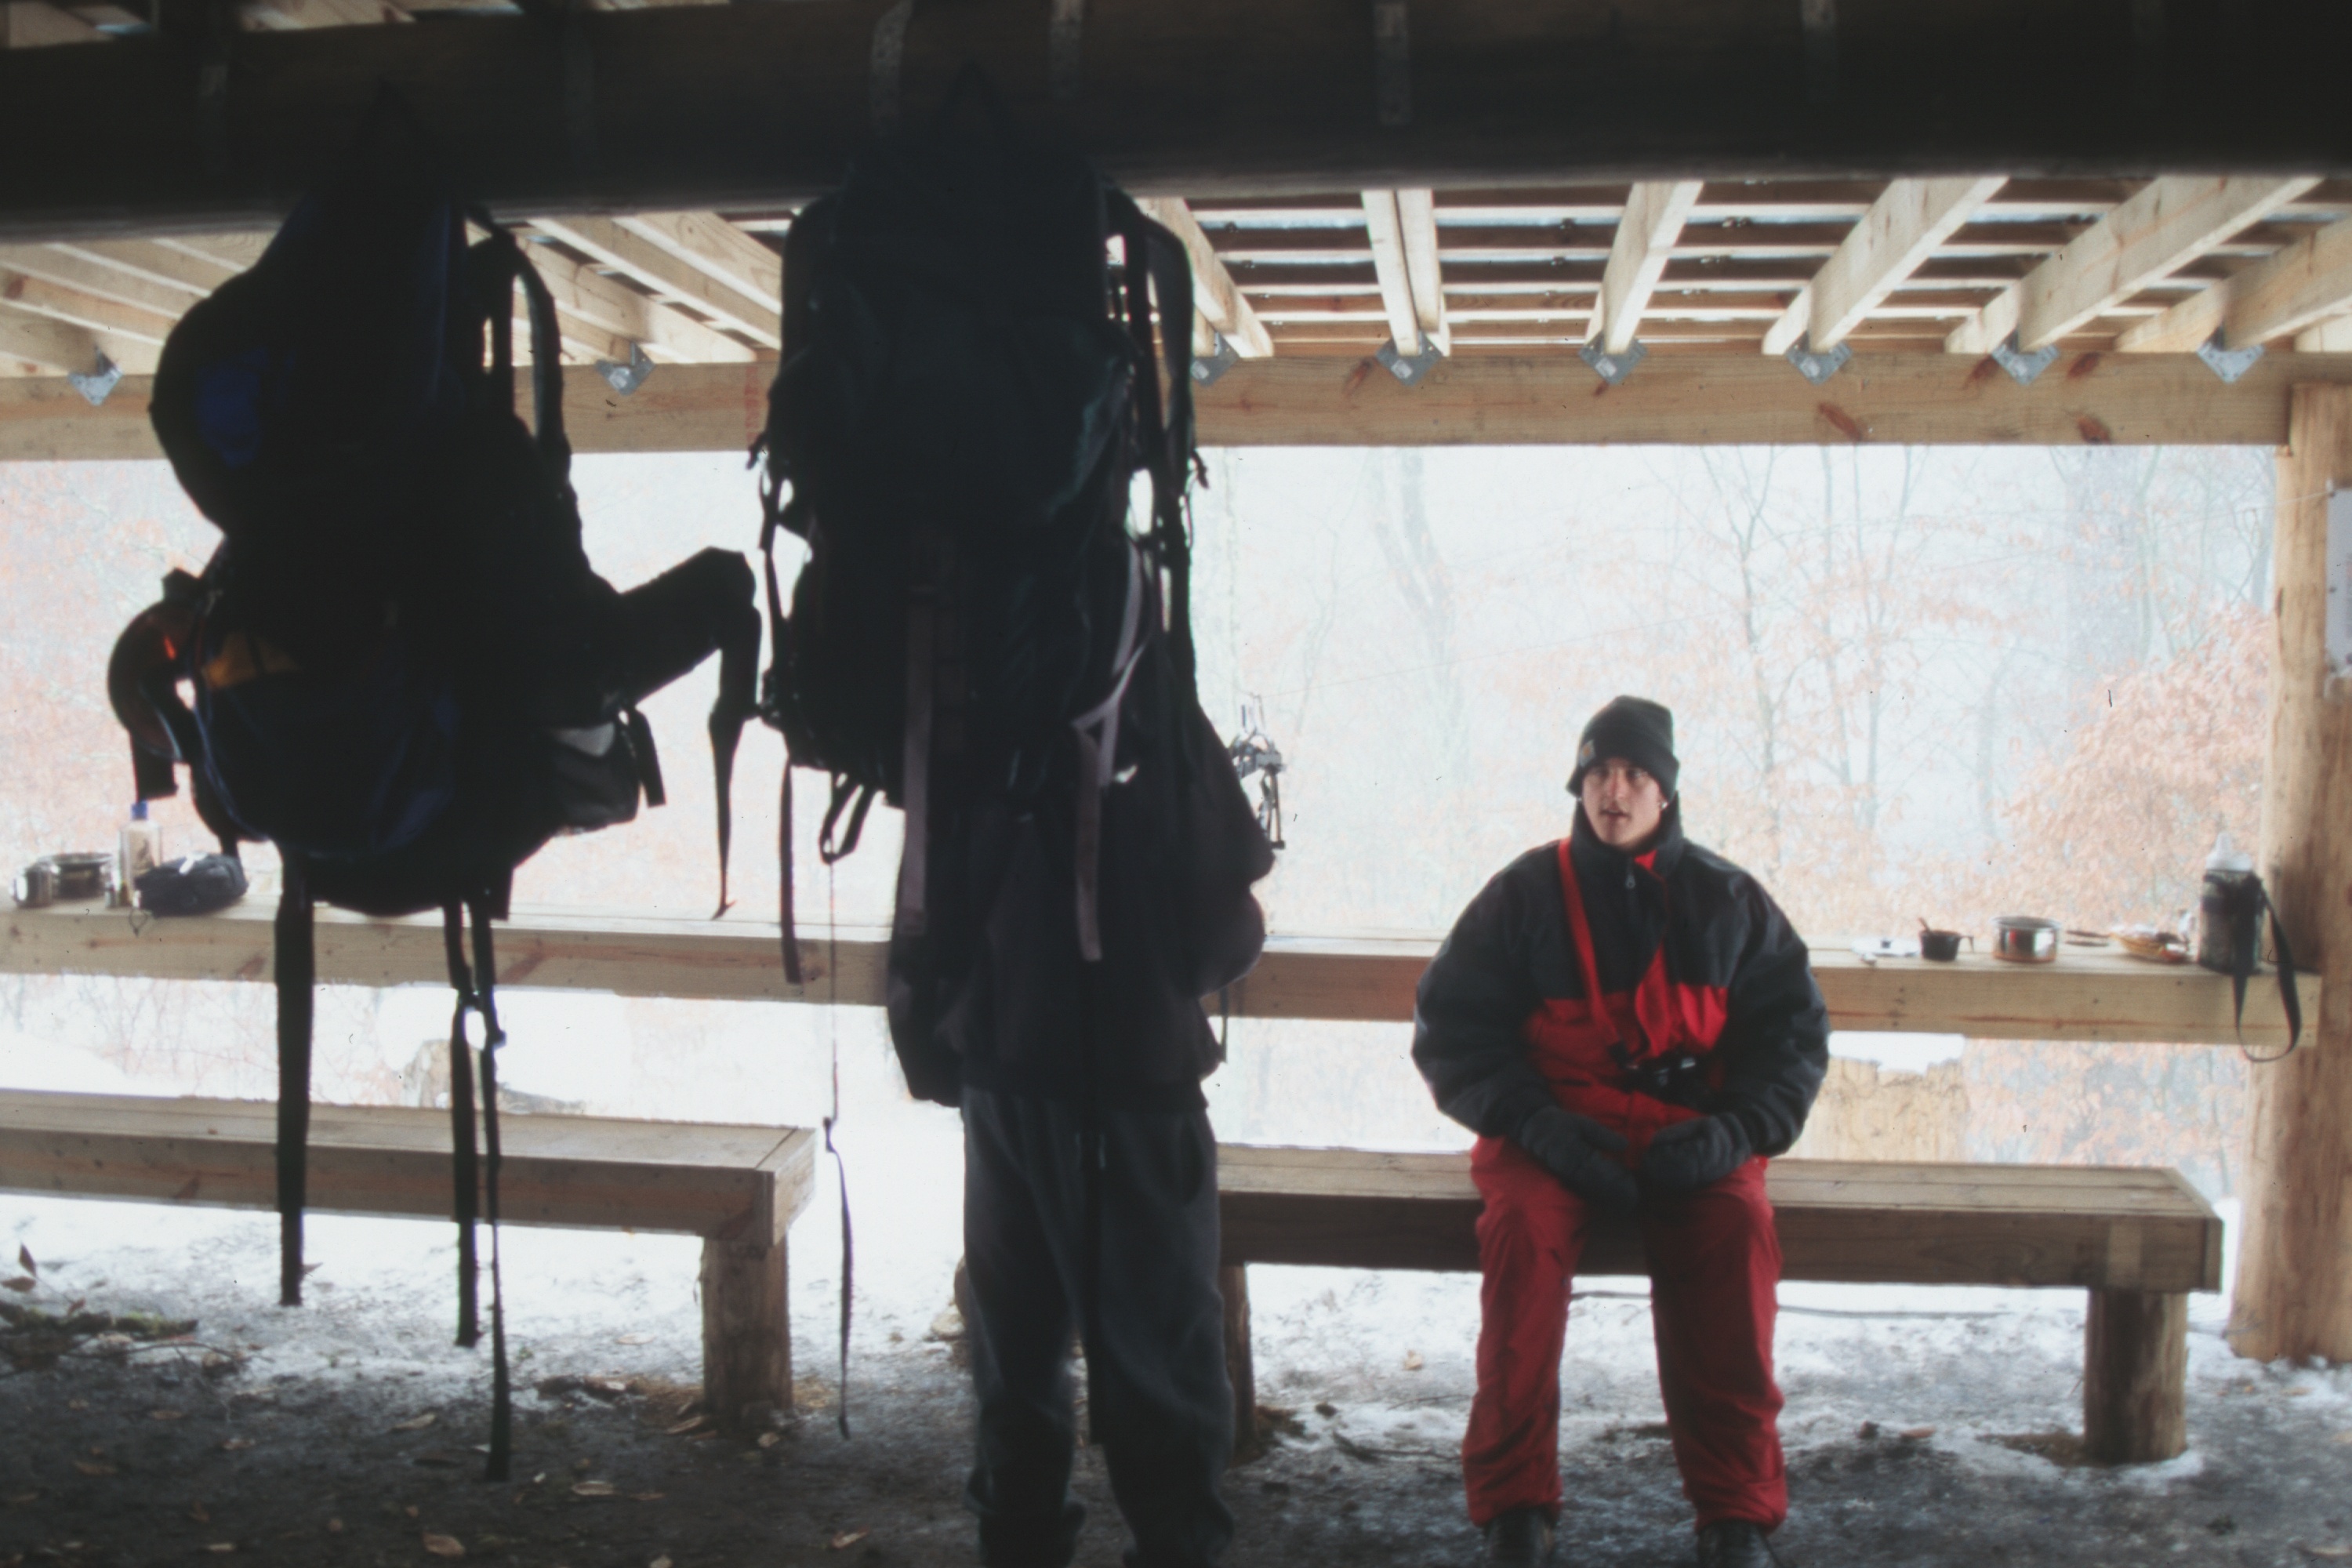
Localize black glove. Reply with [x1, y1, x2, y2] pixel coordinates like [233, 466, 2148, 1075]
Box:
[1640, 1114, 1752, 1194]
[1514, 1107, 1638, 1215]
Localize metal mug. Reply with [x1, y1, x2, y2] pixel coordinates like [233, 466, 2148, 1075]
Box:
[1920, 927, 1971, 962]
[1992, 916, 2060, 964]
[46, 852, 114, 902]
[12, 860, 56, 909]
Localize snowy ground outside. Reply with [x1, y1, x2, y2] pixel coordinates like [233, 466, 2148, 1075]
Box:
[5, 1025, 2350, 1568]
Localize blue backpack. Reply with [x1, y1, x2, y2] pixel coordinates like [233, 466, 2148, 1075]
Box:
[108, 106, 760, 1479]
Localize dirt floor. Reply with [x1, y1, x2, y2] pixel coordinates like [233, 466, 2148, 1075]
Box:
[3, 1189, 2350, 1568]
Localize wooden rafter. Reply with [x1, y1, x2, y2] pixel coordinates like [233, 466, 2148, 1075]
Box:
[240, 0, 410, 28]
[1, 268, 177, 344]
[1, 0, 100, 45]
[2301, 316, 2352, 354]
[523, 240, 753, 365]
[2119, 216, 2352, 355]
[1762, 176, 2007, 356]
[1359, 191, 1422, 354]
[1947, 175, 2321, 354]
[1136, 197, 1272, 359]
[609, 213, 780, 319]
[47, 239, 236, 298]
[527, 215, 782, 349]
[0, 245, 205, 320]
[1595, 181, 1704, 354]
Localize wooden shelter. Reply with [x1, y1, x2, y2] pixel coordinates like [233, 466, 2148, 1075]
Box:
[2, 0, 2349, 1377]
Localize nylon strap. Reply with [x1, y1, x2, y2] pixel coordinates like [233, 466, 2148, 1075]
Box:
[443, 904, 481, 1348]
[274, 850, 314, 1308]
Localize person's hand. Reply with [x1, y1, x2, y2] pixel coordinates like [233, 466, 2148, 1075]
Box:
[1514, 1107, 1638, 1215]
[1640, 1114, 1751, 1193]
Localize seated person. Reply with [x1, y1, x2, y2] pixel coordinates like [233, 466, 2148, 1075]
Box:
[1412, 696, 1828, 1568]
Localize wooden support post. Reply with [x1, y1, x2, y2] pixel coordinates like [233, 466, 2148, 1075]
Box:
[2082, 1289, 2188, 1463]
[2232, 383, 2352, 1363]
[1218, 1263, 1254, 1456]
[699, 1234, 790, 1433]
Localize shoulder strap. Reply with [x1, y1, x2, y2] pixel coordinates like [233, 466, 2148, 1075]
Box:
[274, 850, 314, 1308]
[2239, 880, 2303, 1059]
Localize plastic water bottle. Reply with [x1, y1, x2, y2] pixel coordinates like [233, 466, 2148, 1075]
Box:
[118, 800, 160, 905]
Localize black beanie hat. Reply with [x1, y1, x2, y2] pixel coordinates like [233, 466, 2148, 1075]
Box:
[1566, 695, 1679, 798]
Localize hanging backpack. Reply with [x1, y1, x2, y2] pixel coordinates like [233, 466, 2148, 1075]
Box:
[106, 105, 761, 1480]
[753, 79, 1223, 1065]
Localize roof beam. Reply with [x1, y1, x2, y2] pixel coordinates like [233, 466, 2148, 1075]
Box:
[1947, 175, 2320, 354]
[0, 245, 203, 320]
[48, 238, 238, 297]
[608, 212, 779, 317]
[2, 0, 101, 45]
[1, 269, 178, 343]
[1762, 176, 2006, 356]
[1396, 189, 1449, 356]
[238, 0, 410, 28]
[521, 241, 753, 364]
[1359, 191, 1423, 353]
[1136, 197, 1272, 359]
[10, 2, 2352, 242]
[1595, 181, 1704, 353]
[2119, 214, 2352, 354]
[526, 215, 781, 349]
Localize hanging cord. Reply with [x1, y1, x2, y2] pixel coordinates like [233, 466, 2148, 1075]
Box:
[826, 858, 853, 1439]
[274, 850, 314, 1308]
[469, 899, 514, 1483]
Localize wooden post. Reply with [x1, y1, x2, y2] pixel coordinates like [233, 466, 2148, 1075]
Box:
[2232, 383, 2352, 1363]
[1218, 1263, 1254, 1456]
[2082, 1289, 2188, 1463]
[699, 1235, 790, 1433]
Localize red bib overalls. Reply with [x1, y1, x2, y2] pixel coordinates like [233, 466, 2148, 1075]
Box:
[1461, 840, 1788, 1533]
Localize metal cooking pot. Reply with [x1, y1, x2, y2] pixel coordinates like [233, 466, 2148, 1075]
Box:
[1992, 916, 2060, 964]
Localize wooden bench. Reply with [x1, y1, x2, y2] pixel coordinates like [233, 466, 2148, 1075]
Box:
[1216, 1148, 2223, 1465]
[0, 1089, 815, 1432]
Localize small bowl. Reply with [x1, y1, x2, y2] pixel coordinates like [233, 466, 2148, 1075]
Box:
[1992, 916, 2060, 964]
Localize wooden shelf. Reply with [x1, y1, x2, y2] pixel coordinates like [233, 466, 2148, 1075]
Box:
[0, 899, 2305, 1047]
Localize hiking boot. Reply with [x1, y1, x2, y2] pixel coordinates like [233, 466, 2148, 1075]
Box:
[1694, 1519, 1773, 1568]
[1483, 1508, 1554, 1568]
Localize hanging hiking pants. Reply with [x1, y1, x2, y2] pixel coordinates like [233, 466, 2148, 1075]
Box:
[1462, 1137, 1787, 1533]
[960, 1087, 1235, 1568]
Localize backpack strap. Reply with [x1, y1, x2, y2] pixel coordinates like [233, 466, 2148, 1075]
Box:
[274, 850, 314, 1308]
[442, 903, 482, 1348]
[467, 898, 514, 1483]
[441, 895, 515, 1481]
[2240, 880, 2304, 1059]
[1107, 191, 1200, 689]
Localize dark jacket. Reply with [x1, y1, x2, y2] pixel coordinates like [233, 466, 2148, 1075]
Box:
[890, 629, 1274, 1113]
[1411, 808, 1828, 1155]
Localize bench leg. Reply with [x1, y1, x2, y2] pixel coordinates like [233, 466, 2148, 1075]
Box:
[1219, 1263, 1254, 1455]
[701, 1236, 790, 1434]
[2083, 1288, 2187, 1463]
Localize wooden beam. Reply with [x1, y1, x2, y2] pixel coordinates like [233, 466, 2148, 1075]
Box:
[0, 899, 2314, 1048]
[1, 269, 179, 343]
[1396, 188, 1450, 357]
[0, 245, 203, 320]
[2231, 382, 2352, 1365]
[0, 309, 103, 376]
[527, 215, 782, 349]
[1, 0, 100, 44]
[44, 238, 231, 299]
[521, 240, 754, 364]
[17, 351, 2352, 459]
[1596, 181, 1704, 354]
[1359, 191, 1421, 352]
[2120, 214, 2352, 354]
[9, 0, 2352, 241]
[1947, 176, 2320, 354]
[610, 212, 780, 318]
[2299, 316, 2352, 354]
[239, 0, 409, 27]
[1763, 176, 2007, 356]
[1136, 196, 1272, 358]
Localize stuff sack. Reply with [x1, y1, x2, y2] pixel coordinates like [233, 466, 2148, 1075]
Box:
[107, 105, 761, 1478]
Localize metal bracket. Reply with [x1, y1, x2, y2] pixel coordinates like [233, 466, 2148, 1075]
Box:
[1372, 0, 1410, 128]
[1580, 338, 1648, 387]
[1377, 332, 1443, 386]
[595, 342, 653, 396]
[1988, 330, 2060, 387]
[2196, 330, 2265, 385]
[1784, 336, 1852, 386]
[69, 351, 122, 408]
[1190, 331, 1239, 387]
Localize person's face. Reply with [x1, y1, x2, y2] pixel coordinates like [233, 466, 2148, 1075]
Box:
[1580, 757, 1668, 851]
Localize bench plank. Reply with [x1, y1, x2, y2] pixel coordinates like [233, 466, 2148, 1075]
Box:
[1214, 1144, 2219, 1465]
[0, 1090, 815, 1431]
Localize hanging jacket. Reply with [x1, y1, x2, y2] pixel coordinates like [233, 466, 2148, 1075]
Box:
[1411, 808, 1828, 1156]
